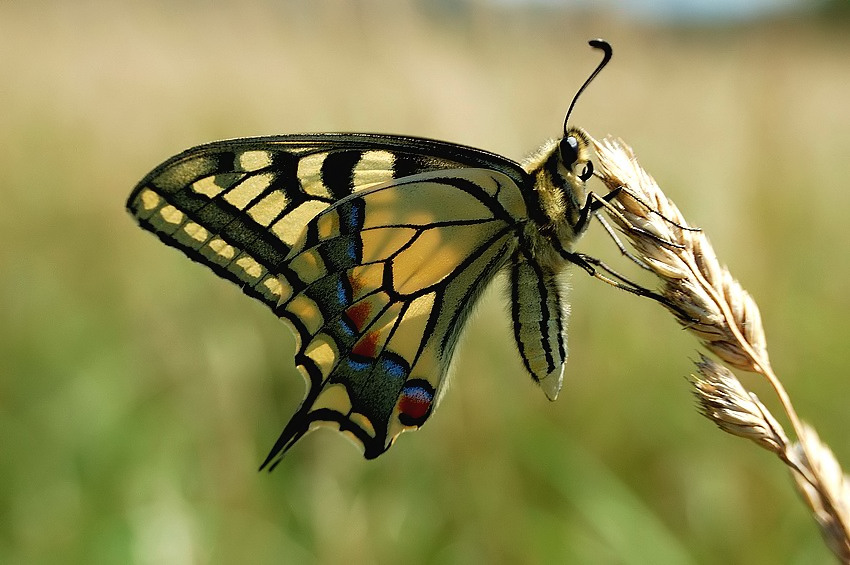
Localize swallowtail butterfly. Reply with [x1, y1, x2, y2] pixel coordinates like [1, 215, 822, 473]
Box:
[128, 40, 616, 469]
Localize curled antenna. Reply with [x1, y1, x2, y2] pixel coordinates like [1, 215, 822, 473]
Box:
[563, 39, 613, 136]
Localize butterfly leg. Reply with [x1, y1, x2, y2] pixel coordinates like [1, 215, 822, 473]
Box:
[559, 248, 696, 322]
[573, 187, 680, 271]
[572, 186, 622, 234]
[563, 249, 656, 298]
[561, 189, 698, 318]
[594, 212, 652, 271]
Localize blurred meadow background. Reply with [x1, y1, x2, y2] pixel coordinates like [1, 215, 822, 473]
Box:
[2, 0, 850, 563]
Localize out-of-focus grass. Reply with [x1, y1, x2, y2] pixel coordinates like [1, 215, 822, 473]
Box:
[1, 1, 848, 563]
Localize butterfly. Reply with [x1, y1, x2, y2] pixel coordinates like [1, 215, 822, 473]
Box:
[127, 39, 616, 469]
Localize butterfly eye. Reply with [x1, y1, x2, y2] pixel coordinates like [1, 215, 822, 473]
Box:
[559, 135, 580, 166]
[579, 161, 594, 182]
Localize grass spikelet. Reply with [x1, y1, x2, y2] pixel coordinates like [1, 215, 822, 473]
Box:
[691, 355, 787, 454]
[592, 136, 850, 563]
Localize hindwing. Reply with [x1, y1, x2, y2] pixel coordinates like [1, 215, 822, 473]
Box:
[262, 168, 529, 466]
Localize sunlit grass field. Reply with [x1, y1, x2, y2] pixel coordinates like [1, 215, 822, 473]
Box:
[2, 1, 849, 563]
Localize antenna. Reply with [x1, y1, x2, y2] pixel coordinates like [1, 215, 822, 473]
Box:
[563, 39, 613, 136]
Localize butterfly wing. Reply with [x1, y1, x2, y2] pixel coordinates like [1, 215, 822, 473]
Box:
[509, 250, 570, 401]
[262, 168, 530, 466]
[127, 134, 533, 463]
[126, 133, 528, 311]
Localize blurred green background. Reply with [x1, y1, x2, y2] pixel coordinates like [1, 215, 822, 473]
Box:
[2, 0, 849, 563]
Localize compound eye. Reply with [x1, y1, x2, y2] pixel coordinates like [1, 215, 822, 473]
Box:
[559, 135, 580, 166]
[579, 161, 594, 182]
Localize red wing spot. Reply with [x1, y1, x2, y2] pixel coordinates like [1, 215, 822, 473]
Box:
[345, 301, 372, 331]
[352, 331, 380, 358]
[398, 386, 433, 422]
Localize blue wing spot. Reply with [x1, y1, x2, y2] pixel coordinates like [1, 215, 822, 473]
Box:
[345, 357, 371, 373]
[304, 273, 351, 320]
[317, 236, 360, 272]
[336, 276, 350, 307]
[335, 316, 357, 340]
[347, 238, 359, 262]
[340, 199, 365, 234]
[380, 354, 408, 382]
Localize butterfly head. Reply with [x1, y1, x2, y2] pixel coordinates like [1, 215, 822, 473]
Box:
[559, 127, 595, 185]
[523, 127, 595, 241]
[560, 125, 595, 207]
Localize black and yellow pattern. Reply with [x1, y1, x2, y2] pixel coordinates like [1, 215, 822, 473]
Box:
[128, 135, 523, 313]
[128, 42, 613, 467]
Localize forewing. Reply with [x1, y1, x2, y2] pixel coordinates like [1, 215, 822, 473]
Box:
[261, 168, 528, 466]
[510, 250, 569, 401]
[126, 134, 529, 312]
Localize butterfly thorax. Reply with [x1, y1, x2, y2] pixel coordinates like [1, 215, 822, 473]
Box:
[520, 127, 595, 270]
